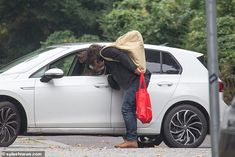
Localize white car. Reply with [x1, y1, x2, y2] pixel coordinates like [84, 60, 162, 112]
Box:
[0, 43, 227, 147]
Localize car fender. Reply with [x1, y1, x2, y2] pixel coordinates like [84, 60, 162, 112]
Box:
[157, 95, 210, 127]
[0, 89, 35, 127]
[153, 95, 209, 132]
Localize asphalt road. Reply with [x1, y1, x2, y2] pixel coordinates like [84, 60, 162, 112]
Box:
[0, 135, 212, 157]
[27, 134, 211, 148]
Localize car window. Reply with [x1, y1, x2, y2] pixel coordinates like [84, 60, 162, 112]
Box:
[70, 51, 94, 76]
[31, 66, 47, 78]
[145, 49, 181, 74]
[31, 50, 105, 78]
[197, 55, 207, 68]
[31, 54, 77, 78]
[50, 54, 76, 76]
[162, 52, 181, 74]
[145, 50, 161, 74]
[69, 50, 105, 76]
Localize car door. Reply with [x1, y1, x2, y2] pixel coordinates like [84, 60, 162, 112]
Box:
[34, 52, 111, 128]
[111, 49, 181, 128]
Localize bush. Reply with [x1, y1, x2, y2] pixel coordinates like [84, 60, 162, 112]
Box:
[40, 30, 101, 47]
[40, 30, 77, 47]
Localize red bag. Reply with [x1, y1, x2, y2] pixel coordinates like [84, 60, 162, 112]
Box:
[136, 72, 152, 123]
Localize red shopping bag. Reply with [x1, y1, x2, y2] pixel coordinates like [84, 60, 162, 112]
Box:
[136, 72, 152, 123]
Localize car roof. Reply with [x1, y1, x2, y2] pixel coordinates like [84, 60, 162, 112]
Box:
[1, 42, 203, 75]
[145, 44, 203, 57]
[51, 43, 204, 58]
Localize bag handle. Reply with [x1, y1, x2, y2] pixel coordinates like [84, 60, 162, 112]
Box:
[138, 72, 147, 90]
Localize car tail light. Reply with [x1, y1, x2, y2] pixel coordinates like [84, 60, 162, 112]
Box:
[219, 81, 224, 92]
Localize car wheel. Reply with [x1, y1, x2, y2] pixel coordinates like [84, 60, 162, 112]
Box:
[163, 104, 208, 148]
[0, 101, 21, 147]
[138, 135, 163, 147]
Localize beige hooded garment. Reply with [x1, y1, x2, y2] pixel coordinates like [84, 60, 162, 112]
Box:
[101, 30, 146, 72]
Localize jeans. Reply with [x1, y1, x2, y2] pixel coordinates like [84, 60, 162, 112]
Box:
[122, 75, 150, 141]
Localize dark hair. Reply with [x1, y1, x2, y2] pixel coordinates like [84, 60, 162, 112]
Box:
[87, 44, 104, 65]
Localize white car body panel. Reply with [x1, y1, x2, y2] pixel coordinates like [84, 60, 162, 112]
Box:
[35, 76, 111, 128]
[0, 79, 35, 127]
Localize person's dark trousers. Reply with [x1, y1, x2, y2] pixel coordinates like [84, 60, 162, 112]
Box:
[121, 74, 150, 141]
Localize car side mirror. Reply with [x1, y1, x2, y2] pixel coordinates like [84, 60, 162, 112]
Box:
[40, 68, 64, 83]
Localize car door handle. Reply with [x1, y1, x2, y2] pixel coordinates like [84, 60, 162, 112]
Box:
[20, 87, 35, 90]
[94, 83, 109, 88]
[157, 82, 173, 87]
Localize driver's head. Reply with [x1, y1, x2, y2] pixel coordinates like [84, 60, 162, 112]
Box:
[77, 51, 88, 63]
[87, 44, 104, 66]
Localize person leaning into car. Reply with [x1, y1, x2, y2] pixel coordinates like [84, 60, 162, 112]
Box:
[87, 44, 151, 148]
[75, 51, 104, 76]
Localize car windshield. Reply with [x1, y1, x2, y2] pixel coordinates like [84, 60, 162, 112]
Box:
[0, 47, 54, 74]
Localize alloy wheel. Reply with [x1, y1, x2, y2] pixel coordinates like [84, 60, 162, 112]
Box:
[0, 106, 18, 145]
[169, 109, 203, 146]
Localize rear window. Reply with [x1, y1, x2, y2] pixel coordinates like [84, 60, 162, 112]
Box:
[197, 55, 207, 68]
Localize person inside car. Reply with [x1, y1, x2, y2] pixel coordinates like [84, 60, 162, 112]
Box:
[72, 51, 105, 76]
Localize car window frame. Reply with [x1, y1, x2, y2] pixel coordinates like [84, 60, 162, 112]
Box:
[145, 48, 182, 75]
[50, 53, 77, 76]
[161, 51, 182, 74]
[30, 48, 89, 78]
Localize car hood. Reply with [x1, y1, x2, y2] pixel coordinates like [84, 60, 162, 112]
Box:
[0, 73, 20, 81]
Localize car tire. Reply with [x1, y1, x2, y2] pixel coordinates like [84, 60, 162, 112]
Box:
[0, 101, 21, 147]
[138, 135, 163, 147]
[163, 104, 208, 148]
